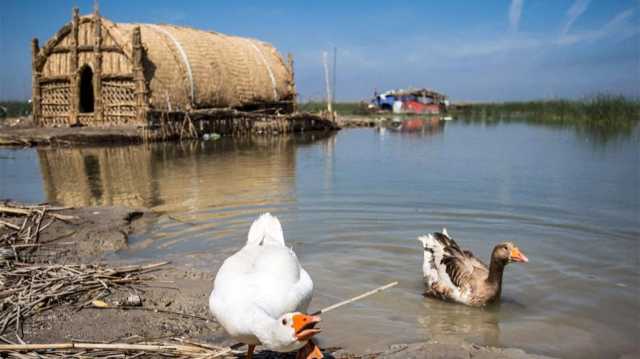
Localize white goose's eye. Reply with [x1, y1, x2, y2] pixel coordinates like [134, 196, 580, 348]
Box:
[282, 318, 287, 326]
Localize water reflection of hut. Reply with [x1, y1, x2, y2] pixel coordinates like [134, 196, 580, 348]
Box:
[36, 136, 324, 210]
[149, 139, 298, 212]
[38, 146, 155, 207]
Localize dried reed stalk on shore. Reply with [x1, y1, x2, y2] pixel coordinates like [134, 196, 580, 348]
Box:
[0, 261, 168, 337]
[0, 202, 77, 261]
[0, 337, 237, 358]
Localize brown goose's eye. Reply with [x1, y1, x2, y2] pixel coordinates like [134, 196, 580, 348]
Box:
[282, 318, 287, 325]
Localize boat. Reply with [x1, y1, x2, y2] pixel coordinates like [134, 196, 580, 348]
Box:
[370, 88, 449, 115]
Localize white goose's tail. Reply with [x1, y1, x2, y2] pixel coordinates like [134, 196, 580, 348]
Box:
[247, 213, 285, 247]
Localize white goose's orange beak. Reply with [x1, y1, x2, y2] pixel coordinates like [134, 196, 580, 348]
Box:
[292, 314, 322, 341]
[510, 247, 529, 263]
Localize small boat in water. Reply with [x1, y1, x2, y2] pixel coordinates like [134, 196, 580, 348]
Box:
[370, 88, 449, 115]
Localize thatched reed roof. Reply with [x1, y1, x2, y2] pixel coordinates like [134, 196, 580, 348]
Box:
[99, 17, 294, 111]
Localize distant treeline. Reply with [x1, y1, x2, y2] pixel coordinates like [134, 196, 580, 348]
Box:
[301, 95, 639, 124]
[0, 101, 31, 118]
[450, 95, 640, 124]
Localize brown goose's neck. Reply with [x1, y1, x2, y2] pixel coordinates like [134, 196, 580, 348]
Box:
[487, 257, 506, 291]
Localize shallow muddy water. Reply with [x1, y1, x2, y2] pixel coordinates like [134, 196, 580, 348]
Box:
[1, 120, 638, 358]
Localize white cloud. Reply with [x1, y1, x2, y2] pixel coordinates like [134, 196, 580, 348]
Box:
[509, 0, 524, 32]
[561, 0, 591, 35]
[556, 8, 638, 45]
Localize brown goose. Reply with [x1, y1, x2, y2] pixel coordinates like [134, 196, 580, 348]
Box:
[418, 229, 528, 306]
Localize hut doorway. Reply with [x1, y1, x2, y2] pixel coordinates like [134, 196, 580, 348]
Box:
[79, 66, 94, 113]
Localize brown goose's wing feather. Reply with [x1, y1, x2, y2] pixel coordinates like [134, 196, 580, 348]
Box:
[431, 232, 480, 288]
[432, 233, 491, 288]
[431, 232, 464, 255]
[441, 256, 473, 288]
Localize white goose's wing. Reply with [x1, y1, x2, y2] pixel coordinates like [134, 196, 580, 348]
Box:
[295, 266, 314, 313]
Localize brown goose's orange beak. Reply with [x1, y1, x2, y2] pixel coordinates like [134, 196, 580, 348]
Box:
[510, 247, 529, 263]
[293, 314, 322, 341]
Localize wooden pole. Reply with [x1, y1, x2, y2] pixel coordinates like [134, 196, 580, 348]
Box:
[31, 38, 41, 126]
[132, 26, 147, 124]
[322, 51, 332, 115]
[332, 46, 337, 104]
[287, 53, 297, 113]
[70, 7, 80, 126]
[93, 8, 103, 124]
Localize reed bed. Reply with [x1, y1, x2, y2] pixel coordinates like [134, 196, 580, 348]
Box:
[0, 202, 236, 358]
[451, 95, 640, 124]
[0, 261, 169, 338]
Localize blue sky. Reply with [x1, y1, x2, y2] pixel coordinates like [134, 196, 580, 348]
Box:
[1, 0, 638, 101]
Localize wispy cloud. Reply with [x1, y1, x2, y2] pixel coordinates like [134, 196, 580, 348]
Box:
[509, 0, 524, 32]
[556, 8, 638, 45]
[561, 0, 591, 35]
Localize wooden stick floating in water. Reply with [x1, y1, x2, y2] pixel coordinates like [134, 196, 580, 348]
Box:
[227, 282, 399, 350]
[311, 281, 398, 316]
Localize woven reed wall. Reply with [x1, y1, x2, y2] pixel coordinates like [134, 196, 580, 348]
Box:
[39, 81, 71, 126]
[106, 21, 294, 111]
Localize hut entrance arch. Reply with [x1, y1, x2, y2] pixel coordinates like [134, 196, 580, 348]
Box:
[79, 66, 95, 113]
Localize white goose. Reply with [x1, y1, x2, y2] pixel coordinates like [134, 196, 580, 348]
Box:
[209, 213, 323, 359]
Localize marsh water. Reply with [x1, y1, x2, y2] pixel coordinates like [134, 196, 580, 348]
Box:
[1, 119, 638, 358]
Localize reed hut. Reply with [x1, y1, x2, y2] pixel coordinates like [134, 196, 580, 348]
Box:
[31, 8, 299, 133]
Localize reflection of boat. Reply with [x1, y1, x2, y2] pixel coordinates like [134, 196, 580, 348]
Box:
[379, 116, 444, 136]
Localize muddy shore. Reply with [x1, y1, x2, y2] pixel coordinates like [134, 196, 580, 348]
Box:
[0, 113, 339, 147]
[0, 126, 145, 147]
[0, 204, 554, 358]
